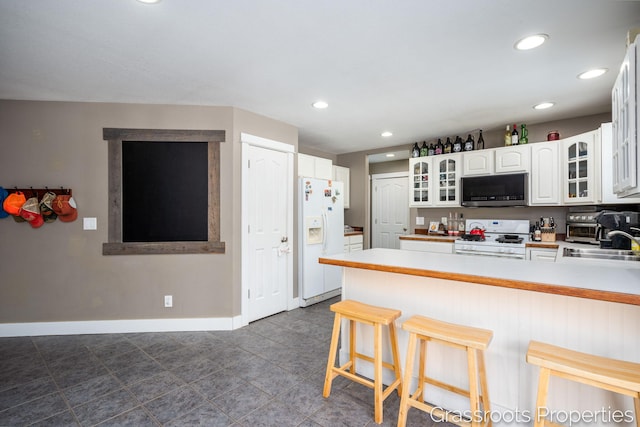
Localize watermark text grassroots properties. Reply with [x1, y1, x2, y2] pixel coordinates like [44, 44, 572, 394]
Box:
[429, 407, 635, 425]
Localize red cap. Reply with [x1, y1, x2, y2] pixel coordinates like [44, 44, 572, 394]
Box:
[19, 197, 45, 228]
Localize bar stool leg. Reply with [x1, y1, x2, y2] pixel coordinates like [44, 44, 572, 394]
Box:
[388, 321, 403, 397]
[477, 349, 492, 427]
[467, 347, 481, 427]
[634, 396, 640, 427]
[374, 323, 383, 424]
[415, 338, 427, 403]
[533, 367, 551, 427]
[323, 313, 342, 398]
[350, 319, 357, 374]
[398, 332, 418, 427]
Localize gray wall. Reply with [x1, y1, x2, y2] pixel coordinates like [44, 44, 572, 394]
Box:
[0, 100, 297, 324]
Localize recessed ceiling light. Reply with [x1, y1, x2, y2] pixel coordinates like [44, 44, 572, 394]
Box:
[578, 68, 608, 79]
[381, 131, 393, 137]
[515, 34, 549, 50]
[137, 0, 160, 3]
[385, 153, 395, 158]
[534, 102, 555, 110]
[312, 101, 328, 109]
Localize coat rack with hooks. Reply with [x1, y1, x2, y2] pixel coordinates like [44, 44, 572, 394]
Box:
[6, 187, 73, 200]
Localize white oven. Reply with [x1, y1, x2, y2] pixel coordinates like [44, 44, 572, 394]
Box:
[454, 219, 530, 260]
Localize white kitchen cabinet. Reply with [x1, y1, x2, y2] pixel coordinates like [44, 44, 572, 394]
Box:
[611, 34, 639, 197]
[297, 153, 333, 179]
[399, 239, 454, 254]
[409, 154, 461, 207]
[530, 141, 561, 205]
[494, 144, 531, 174]
[344, 234, 363, 253]
[332, 165, 350, 209]
[601, 122, 640, 203]
[561, 129, 600, 205]
[526, 247, 558, 262]
[462, 150, 493, 176]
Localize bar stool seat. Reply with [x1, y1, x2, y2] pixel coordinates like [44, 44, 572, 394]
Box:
[527, 340, 640, 427]
[323, 299, 403, 424]
[397, 315, 493, 427]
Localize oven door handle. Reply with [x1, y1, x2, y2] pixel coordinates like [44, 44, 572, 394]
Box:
[454, 249, 526, 259]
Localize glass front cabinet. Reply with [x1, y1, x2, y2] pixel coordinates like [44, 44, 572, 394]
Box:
[409, 154, 461, 207]
[561, 129, 600, 204]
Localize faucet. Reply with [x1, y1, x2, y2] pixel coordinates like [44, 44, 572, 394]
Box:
[607, 227, 640, 247]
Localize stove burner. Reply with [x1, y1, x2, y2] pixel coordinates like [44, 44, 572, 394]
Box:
[460, 234, 485, 241]
[496, 234, 523, 244]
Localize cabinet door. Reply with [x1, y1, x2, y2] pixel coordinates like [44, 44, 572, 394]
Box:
[297, 153, 316, 177]
[495, 145, 531, 174]
[530, 142, 560, 205]
[462, 151, 493, 176]
[434, 154, 461, 206]
[611, 42, 638, 196]
[315, 157, 333, 180]
[333, 165, 350, 208]
[527, 248, 557, 262]
[562, 130, 600, 204]
[409, 157, 433, 207]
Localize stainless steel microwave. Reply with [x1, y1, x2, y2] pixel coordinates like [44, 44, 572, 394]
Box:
[461, 173, 528, 207]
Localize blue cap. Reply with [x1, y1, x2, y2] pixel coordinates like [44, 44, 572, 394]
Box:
[0, 187, 8, 219]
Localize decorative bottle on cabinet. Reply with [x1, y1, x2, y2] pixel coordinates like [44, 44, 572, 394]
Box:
[428, 142, 435, 156]
[520, 124, 528, 144]
[420, 141, 428, 157]
[444, 137, 453, 154]
[435, 139, 444, 155]
[411, 142, 420, 158]
[453, 136, 463, 152]
[511, 124, 519, 145]
[463, 134, 475, 151]
[504, 125, 511, 146]
[477, 130, 485, 150]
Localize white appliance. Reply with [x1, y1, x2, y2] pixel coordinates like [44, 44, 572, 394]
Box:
[454, 219, 530, 259]
[298, 177, 344, 306]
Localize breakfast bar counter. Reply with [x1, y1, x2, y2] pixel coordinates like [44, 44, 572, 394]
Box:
[319, 248, 640, 426]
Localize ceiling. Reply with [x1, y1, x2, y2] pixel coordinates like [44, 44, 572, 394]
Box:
[1, 1, 639, 156]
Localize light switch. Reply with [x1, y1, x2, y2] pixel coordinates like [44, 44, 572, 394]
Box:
[83, 217, 97, 230]
[416, 216, 425, 225]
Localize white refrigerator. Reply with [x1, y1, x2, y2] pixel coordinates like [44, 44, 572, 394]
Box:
[298, 177, 344, 307]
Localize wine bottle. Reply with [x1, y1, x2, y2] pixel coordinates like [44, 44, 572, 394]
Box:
[534, 221, 542, 241]
[428, 142, 435, 156]
[463, 134, 475, 151]
[453, 136, 463, 152]
[520, 124, 528, 144]
[458, 213, 465, 234]
[504, 125, 511, 146]
[435, 138, 444, 155]
[476, 130, 485, 150]
[511, 124, 519, 145]
[444, 137, 453, 154]
[411, 142, 420, 158]
[420, 141, 428, 157]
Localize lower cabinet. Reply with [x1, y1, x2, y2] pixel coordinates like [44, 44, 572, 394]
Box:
[344, 234, 363, 253]
[526, 247, 558, 262]
[399, 239, 454, 254]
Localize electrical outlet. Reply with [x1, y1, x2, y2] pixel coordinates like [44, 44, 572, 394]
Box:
[164, 295, 173, 308]
[416, 216, 425, 225]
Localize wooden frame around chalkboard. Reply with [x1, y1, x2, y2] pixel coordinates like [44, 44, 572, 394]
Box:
[101, 128, 226, 255]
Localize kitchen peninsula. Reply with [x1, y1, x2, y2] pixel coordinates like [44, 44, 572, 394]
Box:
[319, 248, 640, 427]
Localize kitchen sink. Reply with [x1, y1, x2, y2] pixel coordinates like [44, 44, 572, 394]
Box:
[562, 247, 640, 262]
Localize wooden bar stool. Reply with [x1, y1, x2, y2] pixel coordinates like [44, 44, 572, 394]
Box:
[527, 340, 640, 427]
[323, 299, 403, 424]
[397, 315, 493, 427]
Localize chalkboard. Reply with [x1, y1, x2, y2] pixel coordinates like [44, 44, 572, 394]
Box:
[122, 141, 208, 242]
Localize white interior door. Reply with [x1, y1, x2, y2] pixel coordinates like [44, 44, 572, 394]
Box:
[371, 173, 409, 249]
[246, 143, 291, 322]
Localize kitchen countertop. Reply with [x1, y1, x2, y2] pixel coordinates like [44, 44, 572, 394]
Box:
[344, 231, 363, 237]
[319, 248, 640, 306]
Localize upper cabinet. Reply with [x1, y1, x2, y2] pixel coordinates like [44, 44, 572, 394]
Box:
[561, 129, 600, 205]
[332, 165, 350, 209]
[530, 141, 560, 205]
[601, 122, 640, 204]
[462, 145, 530, 176]
[298, 153, 332, 180]
[611, 35, 639, 197]
[409, 153, 461, 207]
[494, 145, 531, 174]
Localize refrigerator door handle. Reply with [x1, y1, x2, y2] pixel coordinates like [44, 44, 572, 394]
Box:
[321, 210, 328, 254]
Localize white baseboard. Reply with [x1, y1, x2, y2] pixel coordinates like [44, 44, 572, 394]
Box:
[0, 316, 243, 337]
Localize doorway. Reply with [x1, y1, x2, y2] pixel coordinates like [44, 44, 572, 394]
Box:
[241, 133, 294, 324]
[371, 172, 409, 249]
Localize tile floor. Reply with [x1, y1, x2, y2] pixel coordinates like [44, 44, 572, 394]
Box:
[0, 297, 445, 426]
